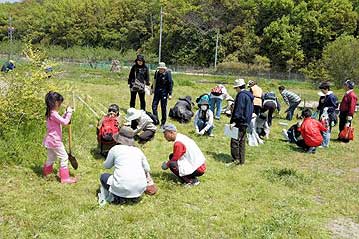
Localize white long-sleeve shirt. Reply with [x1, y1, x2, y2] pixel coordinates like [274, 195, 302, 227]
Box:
[104, 145, 150, 198]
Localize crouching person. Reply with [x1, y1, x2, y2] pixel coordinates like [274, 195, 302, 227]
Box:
[194, 100, 214, 137]
[98, 127, 152, 205]
[126, 108, 157, 144]
[161, 124, 206, 186]
[297, 109, 327, 154]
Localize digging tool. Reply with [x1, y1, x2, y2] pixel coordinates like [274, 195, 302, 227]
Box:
[68, 122, 78, 170]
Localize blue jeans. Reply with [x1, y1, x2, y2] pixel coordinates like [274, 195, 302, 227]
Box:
[197, 119, 213, 135]
[322, 130, 330, 147]
[285, 101, 301, 121]
[210, 98, 222, 119]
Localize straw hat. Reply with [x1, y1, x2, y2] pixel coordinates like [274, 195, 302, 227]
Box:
[113, 126, 135, 146]
[233, 79, 246, 88]
[125, 108, 142, 121]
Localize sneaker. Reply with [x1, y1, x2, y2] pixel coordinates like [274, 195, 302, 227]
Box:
[214, 116, 220, 120]
[209, 133, 214, 137]
[282, 129, 290, 141]
[184, 178, 200, 187]
[225, 161, 242, 167]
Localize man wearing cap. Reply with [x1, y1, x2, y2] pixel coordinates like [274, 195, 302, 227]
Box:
[152, 62, 173, 126]
[99, 127, 152, 204]
[128, 55, 150, 110]
[126, 108, 157, 144]
[247, 80, 263, 116]
[229, 79, 254, 165]
[338, 80, 358, 141]
[161, 124, 206, 186]
[194, 99, 214, 136]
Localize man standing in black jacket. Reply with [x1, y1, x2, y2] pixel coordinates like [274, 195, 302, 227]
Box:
[152, 62, 173, 126]
[128, 55, 150, 110]
[229, 79, 254, 165]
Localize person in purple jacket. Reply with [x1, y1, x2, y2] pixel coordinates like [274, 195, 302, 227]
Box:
[42, 91, 77, 184]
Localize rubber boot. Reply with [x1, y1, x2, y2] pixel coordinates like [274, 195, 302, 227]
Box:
[42, 164, 53, 177]
[59, 167, 77, 184]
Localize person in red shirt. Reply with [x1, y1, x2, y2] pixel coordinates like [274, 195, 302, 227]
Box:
[338, 80, 358, 141]
[296, 109, 327, 154]
[161, 124, 206, 186]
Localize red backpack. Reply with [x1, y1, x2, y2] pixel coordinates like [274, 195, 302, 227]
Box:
[211, 86, 223, 96]
[98, 116, 119, 143]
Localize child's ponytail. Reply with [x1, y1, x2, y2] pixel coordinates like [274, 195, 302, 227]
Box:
[45, 91, 64, 118]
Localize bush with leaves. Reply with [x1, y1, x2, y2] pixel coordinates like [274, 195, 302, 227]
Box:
[0, 44, 54, 136]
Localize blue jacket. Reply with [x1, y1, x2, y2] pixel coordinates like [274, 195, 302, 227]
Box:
[153, 70, 173, 96]
[230, 90, 254, 127]
[317, 92, 338, 116]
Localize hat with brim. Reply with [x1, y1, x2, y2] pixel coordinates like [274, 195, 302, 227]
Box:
[157, 62, 167, 70]
[113, 127, 135, 146]
[198, 100, 209, 105]
[125, 108, 142, 121]
[233, 78, 246, 88]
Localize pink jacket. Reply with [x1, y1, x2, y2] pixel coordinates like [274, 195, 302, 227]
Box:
[43, 110, 72, 148]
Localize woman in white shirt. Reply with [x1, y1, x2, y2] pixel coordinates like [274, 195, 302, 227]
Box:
[99, 126, 151, 204]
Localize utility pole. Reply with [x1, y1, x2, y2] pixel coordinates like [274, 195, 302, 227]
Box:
[214, 29, 219, 69]
[8, 16, 15, 61]
[158, 7, 163, 63]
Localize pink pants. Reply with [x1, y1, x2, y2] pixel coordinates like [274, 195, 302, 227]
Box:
[45, 145, 68, 168]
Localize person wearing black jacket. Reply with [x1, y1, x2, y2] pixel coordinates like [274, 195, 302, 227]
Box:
[229, 79, 254, 165]
[151, 62, 173, 126]
[128, 55, 150, 110]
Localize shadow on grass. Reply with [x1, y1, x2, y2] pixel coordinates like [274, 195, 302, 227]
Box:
[150, 171, 182, 184]
[207, 152, 232, 163]
[31, 164, 43, 177]
[90, 148, 105, 160]
[288, 144, 306, 153]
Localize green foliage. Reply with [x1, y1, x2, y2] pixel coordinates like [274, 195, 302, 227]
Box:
[321, 35, 359, 86]
[0, 44, 53, 136]
[1, 0, 358, 71]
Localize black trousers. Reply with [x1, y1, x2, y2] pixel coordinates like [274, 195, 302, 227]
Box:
[254, 105, 262, 116]
[262, 101, 276, 126]
[152, 93, 168, 125]
[286, 101, 301, 121]
[130, 91, 146, 110]
[137, 130, 156, 144]
[339, 112, 348, 132]
[168, 161, 204, 183]
[230, 126, 247, 164]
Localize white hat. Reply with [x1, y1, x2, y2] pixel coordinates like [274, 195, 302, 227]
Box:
[125, 108, 142, 121]
[233, 78, 246, 88]
[157, 62, 167, 70]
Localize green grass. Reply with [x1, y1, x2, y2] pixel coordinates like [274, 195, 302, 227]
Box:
[0, 62, 358, 238]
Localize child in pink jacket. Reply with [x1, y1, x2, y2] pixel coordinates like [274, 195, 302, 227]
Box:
[42, 91, 77, 184]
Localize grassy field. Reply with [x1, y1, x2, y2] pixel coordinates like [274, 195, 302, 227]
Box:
[0, 63, 358, 239]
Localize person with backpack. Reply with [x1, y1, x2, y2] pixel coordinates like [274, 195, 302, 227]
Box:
[317, 82, 338, 147]
[338, 80, 358, 142]
[296, 109, 327, 154]
[194, 99, 214, 137]
[169, 96, 194, 123]
[125, 108, 157, 144]
[98, 127, 152, 205]
[1, 60, 15, 73]
[151, 62, 173, 127]
[161, 124, 206, 186]
[279, 86, 301, 121]
[229, 79, 254, 165]
[42, 91, 77, 184]
[247, 80, 263, 116]
[128, 55, 150, 110]
[210, 84, 228, 120]
[262, 92, 281, 126]
[97, 104, 121, 155]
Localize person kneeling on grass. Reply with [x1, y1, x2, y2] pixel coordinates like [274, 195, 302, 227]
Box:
[98, 127, 154, 205]
[296, 109, 327, 154]
[194, 99, 214, 137]
[161, 124, 206, 186]
[126, 107, 157, 144]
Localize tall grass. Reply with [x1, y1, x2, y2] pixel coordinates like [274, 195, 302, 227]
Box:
[0, 62, 358, 238]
